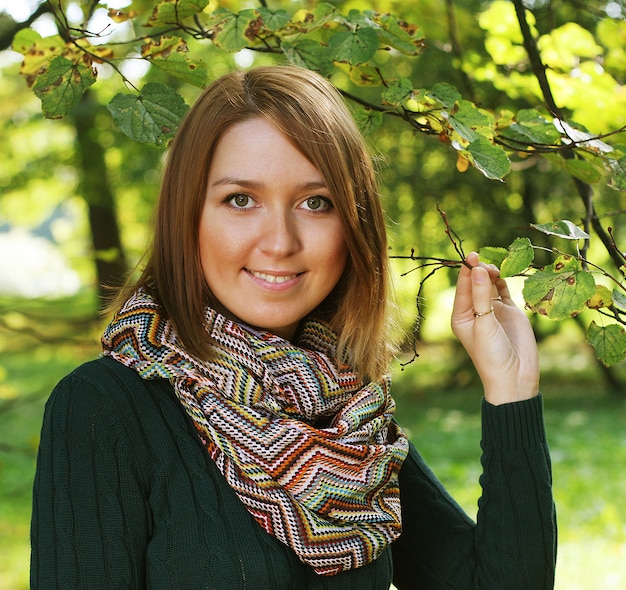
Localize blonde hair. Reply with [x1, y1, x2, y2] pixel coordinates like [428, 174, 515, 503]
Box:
[117, 65, 394, 379]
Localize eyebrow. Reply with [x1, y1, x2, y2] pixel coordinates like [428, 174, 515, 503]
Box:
[209, 176, 328, 191]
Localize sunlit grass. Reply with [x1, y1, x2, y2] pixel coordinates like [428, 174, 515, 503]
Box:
[1, 294, 625, 589]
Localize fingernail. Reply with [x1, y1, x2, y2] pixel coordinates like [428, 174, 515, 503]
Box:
[472, 268, 487, 283]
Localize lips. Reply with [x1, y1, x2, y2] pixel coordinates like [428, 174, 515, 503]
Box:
[246, 269, 300, 284]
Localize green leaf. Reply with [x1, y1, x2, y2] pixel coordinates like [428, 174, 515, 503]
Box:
[141, 36, 207, 88]
[613, 289, 626, 312]
[504, 108, 561, 145]
[466, 138, 510, 180]
[449, 100, 493, 143]
[344, 8, 370, 28]
[257, 7, 291, 31]
[522, 255, 596, 320]
[609, 156, 626, 191]
[565, 158, 603, 184]
[293, 2, 337, 32]
[382, 78, 413, 106]
[108, 83, 189, 145]
[427, 83, 461, 109]
[531, 220, 591, 240]
[352, 107, 383, 136]
[480, 238, 534, 276]
[586, 321, 626, 366]
[327, 26, 379, 64]
[365, 11, 425, 55]
[148, 0, 209, 26]
[33, 56, 96, 119]
[500, 237, 534, 278]
[208, 8, 258, 52]
[610, 143, 626, 160]
[478, 246, 508, 267]
[281, 39, 333, 76]
[11, 28, 44, 54]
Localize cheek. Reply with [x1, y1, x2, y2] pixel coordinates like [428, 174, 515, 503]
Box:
[199, 219, 233, 278]
[325, 232, 349, 280]
[200, 224, 257, 297]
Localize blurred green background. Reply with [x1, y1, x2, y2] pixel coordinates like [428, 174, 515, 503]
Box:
[1, 0, 625, 588]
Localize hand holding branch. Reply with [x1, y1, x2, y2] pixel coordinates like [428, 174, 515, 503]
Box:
[451, 252, 539, 405]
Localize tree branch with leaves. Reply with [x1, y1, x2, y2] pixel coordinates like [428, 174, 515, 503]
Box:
[9, 0, 626, 366]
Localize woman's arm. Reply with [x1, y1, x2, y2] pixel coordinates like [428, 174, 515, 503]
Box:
[392, 396, 556, 589]
[392, 252, 556, 588]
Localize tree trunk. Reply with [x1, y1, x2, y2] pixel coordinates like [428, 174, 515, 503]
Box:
[72, 91, 128, 308]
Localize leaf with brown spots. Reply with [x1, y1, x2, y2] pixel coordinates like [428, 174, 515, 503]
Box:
[364, 11, 425, 55]
[586, 285, 613, 310]
[147, 0, 209, 27]
[13, 30, 66, 87]
[207, 8, 257, 52]
[33, 56, 96, 118]
[522, 255, 596, 320]
[141, 36, 207, 87]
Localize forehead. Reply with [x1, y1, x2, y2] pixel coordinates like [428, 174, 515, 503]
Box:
[208, 118, 324, 182]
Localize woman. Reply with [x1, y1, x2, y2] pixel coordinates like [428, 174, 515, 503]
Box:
[31, 66, 556, 589]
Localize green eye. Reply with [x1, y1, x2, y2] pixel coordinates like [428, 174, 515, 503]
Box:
[304, 196, 330, 211]
[229, 194, 252, 208]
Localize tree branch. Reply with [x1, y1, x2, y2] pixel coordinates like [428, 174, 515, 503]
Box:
[512, 0, 561, 118]
[512, 0, 625, 271]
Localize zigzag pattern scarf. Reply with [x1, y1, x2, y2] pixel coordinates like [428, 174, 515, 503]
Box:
[101, 288, 408, 576]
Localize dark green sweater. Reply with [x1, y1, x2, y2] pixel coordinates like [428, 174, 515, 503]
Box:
[31, 357, 556, 589]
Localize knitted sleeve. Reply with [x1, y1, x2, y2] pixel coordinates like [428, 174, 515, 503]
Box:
[391, 394, 556, 590]
[31, 363, 151, 589]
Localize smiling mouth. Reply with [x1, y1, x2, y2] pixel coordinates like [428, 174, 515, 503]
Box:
[247, 269, 300, 284]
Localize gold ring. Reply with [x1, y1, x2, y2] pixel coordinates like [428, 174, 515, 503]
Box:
[492, 295, 503, 301]
[473, 307, 494, 318]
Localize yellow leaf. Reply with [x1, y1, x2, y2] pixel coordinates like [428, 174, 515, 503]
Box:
[456, 152, 469, 172]
[75, 39, 115, 63]
[108, 9, 139, 23]
[586, 284, 613, 310]
[19, 35, 66, 87]
[141, 36, 188, 60]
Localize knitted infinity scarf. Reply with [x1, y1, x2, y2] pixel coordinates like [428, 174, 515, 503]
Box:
[101, 288, 408, 576]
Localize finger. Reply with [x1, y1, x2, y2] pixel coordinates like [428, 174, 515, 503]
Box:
[493, 276, 515, 306]
[471, 265, 497, 317]
[466, 251, 480, 268]
[452, 254, 476, 317]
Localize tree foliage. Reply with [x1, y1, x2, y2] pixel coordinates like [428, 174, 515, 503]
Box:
[5, 0, 626, 368]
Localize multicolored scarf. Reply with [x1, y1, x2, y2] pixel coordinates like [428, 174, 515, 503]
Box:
[101, 288, 408, 575]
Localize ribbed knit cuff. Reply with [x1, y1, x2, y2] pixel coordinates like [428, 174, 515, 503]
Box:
[481, 394, 546, 450]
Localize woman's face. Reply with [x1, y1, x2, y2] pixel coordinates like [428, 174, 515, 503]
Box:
[199, 118, 348, 340]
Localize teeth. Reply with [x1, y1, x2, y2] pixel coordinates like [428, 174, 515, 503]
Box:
[249, 270, 298, 284]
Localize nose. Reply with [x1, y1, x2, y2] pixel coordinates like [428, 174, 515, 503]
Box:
[258, 209, 301, 258]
